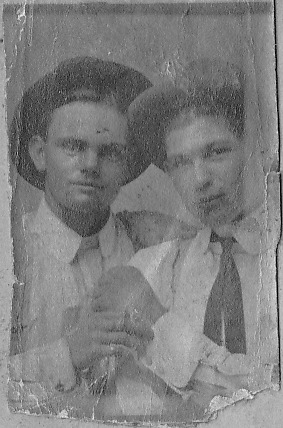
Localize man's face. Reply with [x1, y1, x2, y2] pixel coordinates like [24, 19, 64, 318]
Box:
[40, 101, 128, 215]
[165, 116, 245, 227]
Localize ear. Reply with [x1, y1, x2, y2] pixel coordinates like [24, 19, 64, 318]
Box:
[28, 135, 46, 172]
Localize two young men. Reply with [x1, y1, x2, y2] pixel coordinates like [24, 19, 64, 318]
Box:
[9, 56, 277, 420]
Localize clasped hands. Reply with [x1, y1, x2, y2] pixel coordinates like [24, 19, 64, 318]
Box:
[64, 266, 165, 373]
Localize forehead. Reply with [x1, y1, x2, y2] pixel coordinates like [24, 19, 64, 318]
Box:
[165, 116, 240, 156]
[47, 101, 127, 143]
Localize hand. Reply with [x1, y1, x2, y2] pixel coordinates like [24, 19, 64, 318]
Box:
[92, 266, 166, 326]
[189, 379, 229, 407]
[187, 371, 248, 411]
[65, 305, 152, 370]
[192, 363, 248, 396]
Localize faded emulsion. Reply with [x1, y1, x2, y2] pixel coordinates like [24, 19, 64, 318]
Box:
[3, 1, 280, 424]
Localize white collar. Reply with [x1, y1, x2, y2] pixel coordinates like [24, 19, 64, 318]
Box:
[221, 204, 265, 255]
[30, 198, 117, 263]
[192, 205, 265, 256]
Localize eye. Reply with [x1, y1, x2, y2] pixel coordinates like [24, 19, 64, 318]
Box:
[99, 144, 127, 162]
[60, 139, 87, 154]
[204, 146, 233, 159]
[166, 156, 193, 169]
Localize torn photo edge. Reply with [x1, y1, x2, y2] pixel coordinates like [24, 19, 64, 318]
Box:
[1, 0, 282, 425]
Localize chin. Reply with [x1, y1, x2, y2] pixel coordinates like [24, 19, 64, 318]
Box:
[65, 198, 100, 214]
[78, 197, 116, 213]
[197, 208, 224, 228]
[66, 188, 117, 213]
[206, 211, 237, 228]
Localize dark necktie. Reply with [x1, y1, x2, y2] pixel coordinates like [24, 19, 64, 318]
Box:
[203, 232, 247, 354]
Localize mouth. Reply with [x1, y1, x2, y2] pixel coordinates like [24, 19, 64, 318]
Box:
[73, 182, 107, 190]
[199, 193, 225, 206]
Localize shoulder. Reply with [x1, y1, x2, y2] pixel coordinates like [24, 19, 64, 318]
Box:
[116, 210, 197, 251]
[13, 209, 39, 281]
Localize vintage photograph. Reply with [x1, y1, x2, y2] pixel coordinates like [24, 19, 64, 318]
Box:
[4, 0, 280, 424]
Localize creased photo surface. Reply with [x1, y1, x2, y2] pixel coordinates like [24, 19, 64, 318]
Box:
[4, 1, 280, 424]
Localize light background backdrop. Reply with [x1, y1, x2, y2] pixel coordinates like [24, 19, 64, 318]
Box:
[0, 1, 282, 427]
[3, 0, 278, 215]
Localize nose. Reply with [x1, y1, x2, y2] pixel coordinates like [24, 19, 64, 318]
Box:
[194, 159, 212, 191]
[81, 148, 98, 170]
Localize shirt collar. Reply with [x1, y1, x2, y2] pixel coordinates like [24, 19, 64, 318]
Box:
[176, 204, 264, 255]
[230, 205, 265, 254]
[31, 198, 117, 263]
[98, 213, 117, 258]
[199, 205, 264, 255]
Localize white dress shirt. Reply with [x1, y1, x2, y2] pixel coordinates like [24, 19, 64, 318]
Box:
[9, 198, 134, 398]
[125, 204, 278, 406]
[112, 163, 278, 415]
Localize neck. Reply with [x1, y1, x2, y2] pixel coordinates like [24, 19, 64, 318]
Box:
[60, 206, 111, 237]
[45, 196, 110, 237]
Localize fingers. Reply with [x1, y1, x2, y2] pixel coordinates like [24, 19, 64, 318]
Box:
[69, 341, 131, 370]
[91, 311, 123, 320]
[89, 313, 125, 331]
[124, 315, 154, 342]
[92, 331, 141, 350]
[91, 298, 114, 312]
[71, 345, 115, 369]
[190, 379, 230, 404]
[91, 344, 126, 357]
[78, 310, 125, 331]
[87, 306, 154, 341]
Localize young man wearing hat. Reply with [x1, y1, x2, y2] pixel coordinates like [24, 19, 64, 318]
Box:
[9, 56, 153, 412]
[124, 59, 278, 418]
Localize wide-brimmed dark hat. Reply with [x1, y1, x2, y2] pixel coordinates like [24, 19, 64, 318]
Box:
[127, 58, 245, 173]
[10, 56, 152, 190]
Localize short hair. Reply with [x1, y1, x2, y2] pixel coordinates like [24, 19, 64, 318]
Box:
[37, 89, 127, 142]
[128, 58, 246, 172]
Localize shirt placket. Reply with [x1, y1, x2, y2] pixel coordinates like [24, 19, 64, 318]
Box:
[76, 247, 104, 297]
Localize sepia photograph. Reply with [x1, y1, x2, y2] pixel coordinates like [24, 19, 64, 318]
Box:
[3, 0, 280, 424]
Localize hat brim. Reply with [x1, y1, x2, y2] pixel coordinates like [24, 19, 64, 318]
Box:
[127, 83, 188, 175]
[128, 82, 186, 125]
[10, 57, 152, 190]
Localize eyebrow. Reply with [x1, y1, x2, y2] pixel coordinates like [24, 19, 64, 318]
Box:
[167, 153, 191, 162]
[56, 137, 86, 144]
[56, 137, 121, 144]
[167, 140, 234, 160]
[204, 140, 233, 150]
[56, 138, 126, 150]
[98, 142, 127, 156]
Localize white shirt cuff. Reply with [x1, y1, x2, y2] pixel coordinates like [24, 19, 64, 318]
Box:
[9, 337, 76, 393]
[142, 312, 207, 389]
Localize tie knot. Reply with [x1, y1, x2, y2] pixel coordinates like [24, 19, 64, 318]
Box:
[210, 231, 235, 252]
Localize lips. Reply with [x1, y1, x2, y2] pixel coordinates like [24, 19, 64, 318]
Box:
[73, 181, 106, 189]
[199, 194, 224, 205]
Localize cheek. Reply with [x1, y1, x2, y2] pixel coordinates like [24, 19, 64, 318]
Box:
[44, 152, 75, 184]
[169, 169, 194, 196]
[218, 156, 243, 186]
[100, 160, 128, 184]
